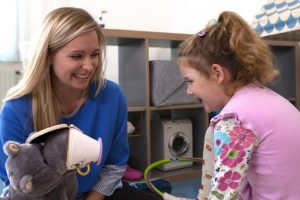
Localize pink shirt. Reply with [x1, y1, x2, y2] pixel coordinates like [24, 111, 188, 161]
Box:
[211, 84, 300, 199]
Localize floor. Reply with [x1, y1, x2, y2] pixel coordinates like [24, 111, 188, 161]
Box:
[0, 178, 201, 198]
[170, 178, 201, 199]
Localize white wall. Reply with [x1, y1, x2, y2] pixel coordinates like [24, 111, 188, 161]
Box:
[24, 0, 267, 82]
[41, 0, 266, 34]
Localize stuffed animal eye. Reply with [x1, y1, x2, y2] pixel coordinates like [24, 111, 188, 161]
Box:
[71, 160, 84, 168]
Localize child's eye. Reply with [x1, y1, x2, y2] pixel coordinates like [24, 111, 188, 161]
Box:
[185, 80, 193, 84]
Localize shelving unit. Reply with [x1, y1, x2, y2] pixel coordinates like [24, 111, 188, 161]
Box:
[102, 29, 300, 181]
[264, 40, 300, 109]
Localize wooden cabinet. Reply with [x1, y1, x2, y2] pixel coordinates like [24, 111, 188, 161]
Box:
[102, 29, 206, 180]
[102, 29, 300, 181]
[265, 40, 300, 109]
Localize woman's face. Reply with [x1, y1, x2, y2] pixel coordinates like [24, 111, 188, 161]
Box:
[49, 31, 100, 94]
[179, 64, 230, 113]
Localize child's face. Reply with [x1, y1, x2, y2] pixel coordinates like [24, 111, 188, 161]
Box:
[179, 64, 229, 112]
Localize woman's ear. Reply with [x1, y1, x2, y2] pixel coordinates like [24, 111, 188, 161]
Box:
[210, 64, 226, 84]
[47, 53, 53, 66]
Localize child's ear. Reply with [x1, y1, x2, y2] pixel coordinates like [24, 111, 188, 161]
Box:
[211, 64, 226, 84]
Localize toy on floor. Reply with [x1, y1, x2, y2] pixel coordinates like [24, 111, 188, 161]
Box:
[123, 165, 143, 181]
[1, 124, 102, 200]
[144, 157, 202, 200]
[130, 179, 172, 194]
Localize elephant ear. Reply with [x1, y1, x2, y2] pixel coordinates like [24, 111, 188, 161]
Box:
[20, 175, 33, 193]
[3, 141, 20, 157]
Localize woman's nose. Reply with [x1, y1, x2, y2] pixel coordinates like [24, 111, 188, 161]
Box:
[82, 58, 94, 70]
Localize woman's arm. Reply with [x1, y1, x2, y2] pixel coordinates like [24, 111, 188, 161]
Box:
[84, 190, 105, 200]
[85, 164, 126, 199]
[0, 103, 29, 186]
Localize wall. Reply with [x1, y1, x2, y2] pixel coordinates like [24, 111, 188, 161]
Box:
[0, 62, 22, 107]
[20, 0, 266, 83]
[43, 0, 266, 34]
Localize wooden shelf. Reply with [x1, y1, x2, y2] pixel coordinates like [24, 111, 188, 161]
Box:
[103, 29, 300, 181]
[128, 133, 144, 138]
[128, 106, 147, 112]
[150, 103, 203, 111]
[102, 29, 191, 41]
[150, 165, 202, 182]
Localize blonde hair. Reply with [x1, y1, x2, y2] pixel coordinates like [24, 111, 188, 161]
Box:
[4, 7, 106, 131]
[178, 11, 279, 90]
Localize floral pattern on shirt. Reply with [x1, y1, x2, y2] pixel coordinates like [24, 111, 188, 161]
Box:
[220, 142, 246, 168]
[217, 170, 241, 191]
[198, 127, 214, 200]
[214, 131, 230, 156]
[209, 117, 258, 200]
[229, 126, 256, 148]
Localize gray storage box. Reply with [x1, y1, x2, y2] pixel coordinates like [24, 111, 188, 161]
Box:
[150, 60, 199, 106]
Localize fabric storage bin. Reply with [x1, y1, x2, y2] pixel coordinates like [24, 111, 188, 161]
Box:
[150, 60, 199, 106]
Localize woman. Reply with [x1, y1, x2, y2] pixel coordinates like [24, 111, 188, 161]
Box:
[0, 7, 161, 200]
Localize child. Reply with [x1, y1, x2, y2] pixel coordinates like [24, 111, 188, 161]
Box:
[166, 10, 300, 199]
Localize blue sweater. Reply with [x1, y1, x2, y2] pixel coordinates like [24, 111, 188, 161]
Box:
[0, 80, 129, 193]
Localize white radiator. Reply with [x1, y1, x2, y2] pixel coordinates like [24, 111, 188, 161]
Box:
[0, 62, 22, 107]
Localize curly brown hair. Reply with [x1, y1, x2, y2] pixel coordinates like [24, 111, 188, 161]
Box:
[178, 11, 279, 88]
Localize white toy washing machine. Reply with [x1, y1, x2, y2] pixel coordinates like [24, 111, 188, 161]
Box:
[151, 119, 193, 171]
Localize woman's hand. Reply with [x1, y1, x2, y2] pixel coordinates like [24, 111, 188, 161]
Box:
[84, 190, 105, 200]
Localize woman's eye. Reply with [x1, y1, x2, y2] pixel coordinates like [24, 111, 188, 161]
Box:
[70, 54, 82, 59]
[91, 53, 99, 58]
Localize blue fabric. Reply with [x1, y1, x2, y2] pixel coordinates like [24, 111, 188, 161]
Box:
[0, 80, 129, 194]
[252, 0, 300, 36]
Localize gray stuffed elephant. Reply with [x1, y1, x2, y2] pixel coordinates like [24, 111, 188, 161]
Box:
[1, 140, 77, 200]
[1, 124, 101, 200]
[0, 126, 78, 200]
